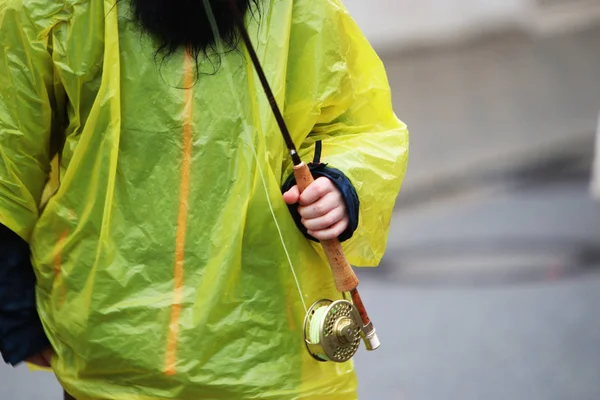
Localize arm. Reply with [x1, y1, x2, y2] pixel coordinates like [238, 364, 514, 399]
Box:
[0, 2, 58, 365]
[282, 0, 409, 267]
[0, 224, 51, 366]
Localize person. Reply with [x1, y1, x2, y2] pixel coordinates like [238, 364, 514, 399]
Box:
[0, 0, 409, 398]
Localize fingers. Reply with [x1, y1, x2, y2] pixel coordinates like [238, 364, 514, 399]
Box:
[298, 177, 334, 206]
[298, 191, 340, 220]
[41, 347, 55, 365]
[283, 176, 350, 241]
[307, 216, 350, 241]
[26, 347, 55, 368]
[282, 185, 300, 205]
[284, 177, 337, 208]
[301, 205, 347, 231]
[26, 353, 50, 368]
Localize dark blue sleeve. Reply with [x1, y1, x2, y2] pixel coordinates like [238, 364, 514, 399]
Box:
[281, 141, 360, 243]
[0, 223, 50, 366]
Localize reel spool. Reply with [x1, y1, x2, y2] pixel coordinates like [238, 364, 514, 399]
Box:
[303, 299, 363, 363]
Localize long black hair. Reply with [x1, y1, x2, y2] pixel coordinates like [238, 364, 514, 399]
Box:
[129, 0, 260, 73]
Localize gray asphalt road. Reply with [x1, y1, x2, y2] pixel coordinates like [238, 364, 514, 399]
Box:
[354, 275, 600, 400]
[353, 177, 600, 400]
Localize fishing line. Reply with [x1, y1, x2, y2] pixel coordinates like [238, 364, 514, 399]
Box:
[203, 0, 380, 363]
[202, 0, 308, 313]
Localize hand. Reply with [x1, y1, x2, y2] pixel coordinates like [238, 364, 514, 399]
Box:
[283, 177, 349, 241]
[26, 346, 54, 368]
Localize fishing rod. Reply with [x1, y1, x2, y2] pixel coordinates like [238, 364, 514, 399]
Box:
[227, 0, 380, 362]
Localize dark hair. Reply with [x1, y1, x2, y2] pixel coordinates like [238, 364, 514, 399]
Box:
[129, 0, 259, 74]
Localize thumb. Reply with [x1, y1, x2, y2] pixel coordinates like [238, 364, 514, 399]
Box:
[41, 347, 55, 365]
[26, 352, 50, 368]
[282, 185, 300, 205]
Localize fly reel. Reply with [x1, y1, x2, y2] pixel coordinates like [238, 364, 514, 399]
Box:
[303, 299, 363, 363]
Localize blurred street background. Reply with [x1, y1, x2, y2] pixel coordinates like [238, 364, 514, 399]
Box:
[3, 0, 600, 398]
[347, 0, 600, 399]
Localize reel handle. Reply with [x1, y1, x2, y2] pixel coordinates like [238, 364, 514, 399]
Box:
[293, 162, 359, 292]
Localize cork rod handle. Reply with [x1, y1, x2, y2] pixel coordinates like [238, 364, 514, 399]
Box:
[293, 162, 359, 293]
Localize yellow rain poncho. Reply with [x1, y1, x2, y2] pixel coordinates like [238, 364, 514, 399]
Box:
[0, 0, 408, 398]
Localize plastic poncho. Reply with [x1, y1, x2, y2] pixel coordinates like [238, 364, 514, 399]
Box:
[0, 0, 409, 398]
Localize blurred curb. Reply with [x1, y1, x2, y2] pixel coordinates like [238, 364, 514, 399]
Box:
[358, 236, 600, 287]
[396, 130, 595, 210]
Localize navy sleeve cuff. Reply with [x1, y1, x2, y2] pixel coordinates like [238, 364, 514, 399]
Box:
[0, 311, 50, 366]
[282, 143, 360, 242]
[0, 223, 50, 366]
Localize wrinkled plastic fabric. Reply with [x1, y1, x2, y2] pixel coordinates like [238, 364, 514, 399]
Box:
[0, 0, 409, 399]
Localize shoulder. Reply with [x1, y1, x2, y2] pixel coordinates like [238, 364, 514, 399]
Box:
[289, 0, 362, 51]
[290, 0, 351, 24]
[0, 0, 77, 39]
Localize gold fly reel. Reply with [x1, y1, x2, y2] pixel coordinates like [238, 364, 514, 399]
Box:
[303, 299, 363, 363]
